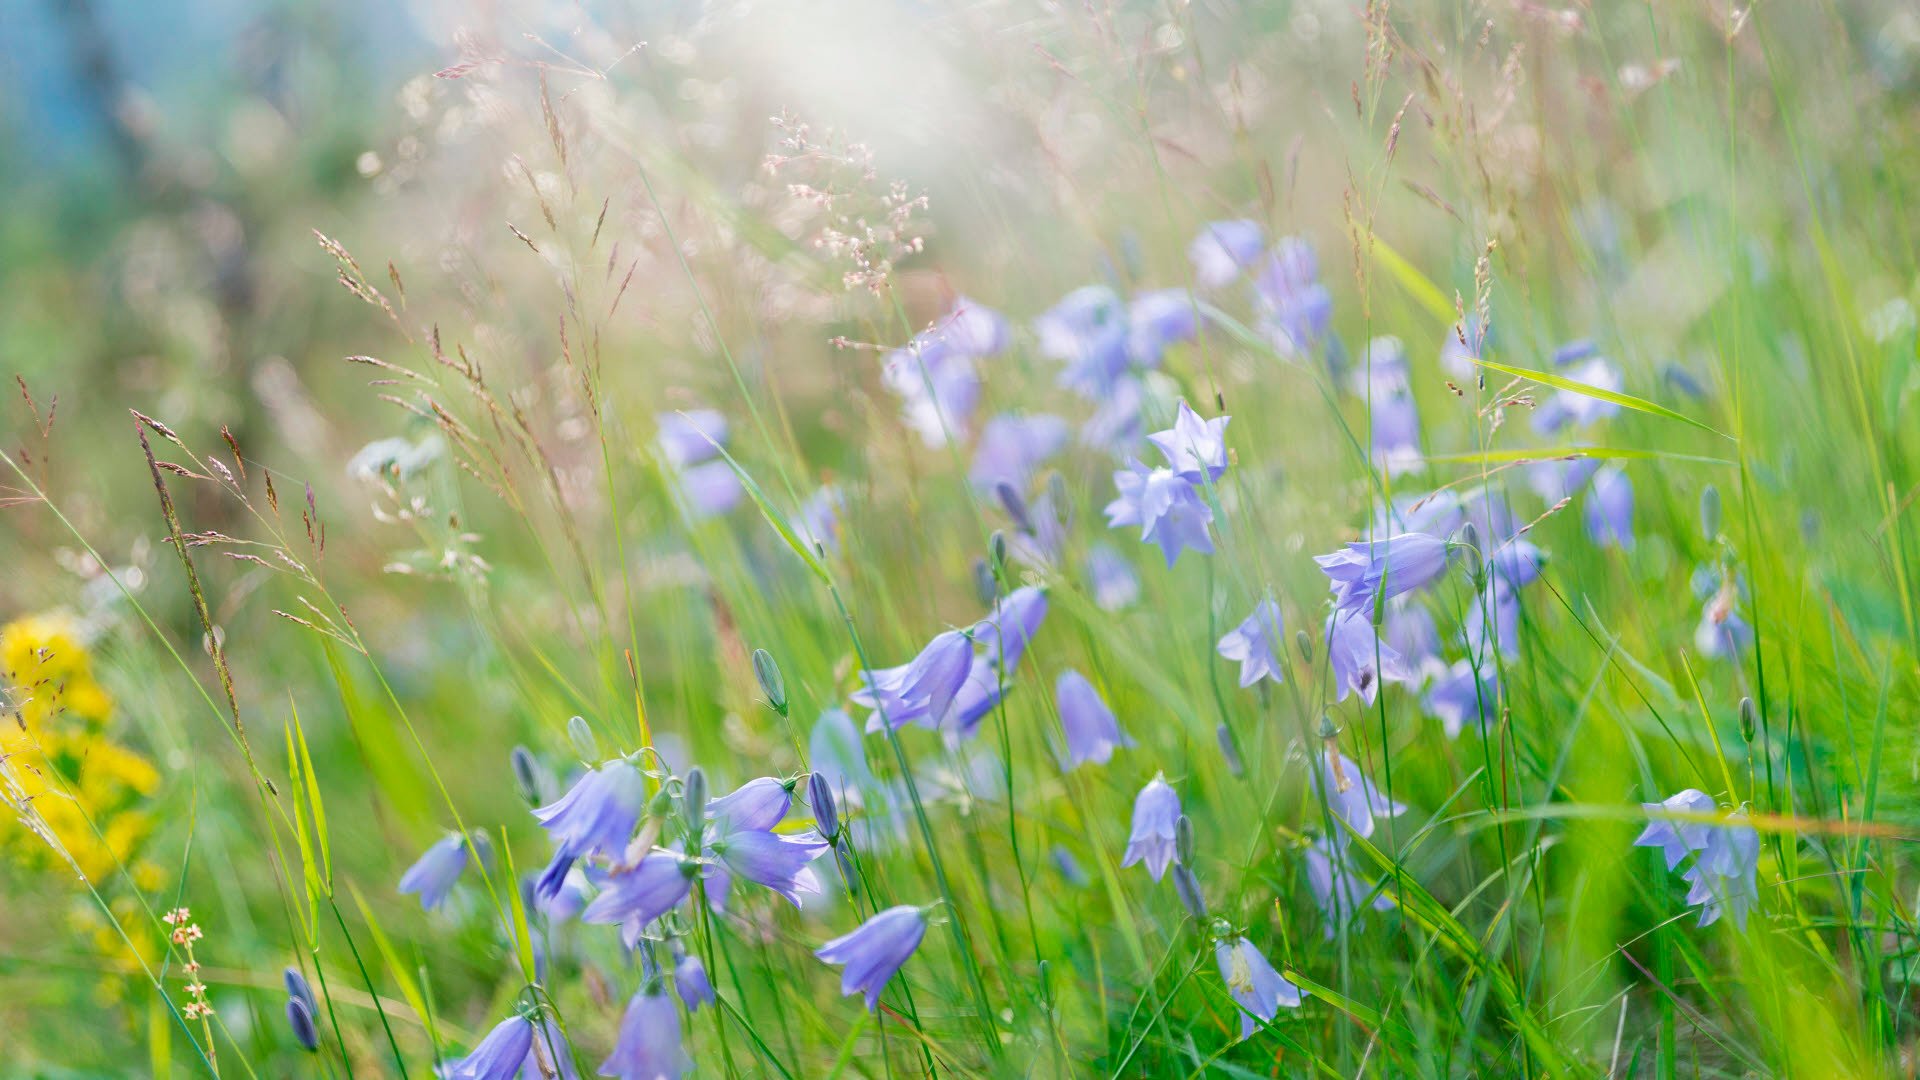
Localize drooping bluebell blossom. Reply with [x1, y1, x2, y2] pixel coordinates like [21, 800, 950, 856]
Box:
[580, 850, 696, 933]
[854, 629, 975, 731]
[1216, 599, 1285, 688]
[1369, 393, 1423, 476]
[1084, 544, 1140, 611]
[1215, 936, 1304, 1039]
[1316, 532, 1453, 615]
[1121, 774, 1182, 880]
[1524, 455, 1600, 503]
[398, 832, 480, 911]
[1423, 659, 1498, 738]
[1350, 335, 1410, 396]
[656, 409, 728, 470]
[1383, 600, 1441, 673]
[1055, 669, 1133, 768]
[881, 337, 982, 448]
[969, 413, 1070, 493]
[939, 296, 1011, 357]
[1146, 400, 1231, 483]
[1104, 461, 1215, 566]
[1251, 238, 1332, 357]
[1486, 538, 1546, 590]
[1324, 609, 1410, 705]
[1464, 582, 1522, 664]
[1127, 289, 1200, 366]
[975, 585, 1048, 671]
[1303, 836, 1396, 939]
[673, 949, 715, 1012]
[1080, 377, 1145, 455]
[711, 828, 829, 907]
[444, 1015, 534, 1080]
[1189, 219, 1266, 288]
[795, 485, 843, 557]
[283, 967, 320, 1052]
[534, 758, 650, 861]
[1531, 355, 1623, 435]
[707, 777, 793, 833]
[600, 986, 688, 1080]
[532, 857, 589, 922]
[674, 459, 744, 518]
[1037, 285, 1134, 399]
[1315, 748, 1405, 840]
[1635, 790, 1760, 929]
[1584, 466, 1634, 551]
[815, 904, 930, 1011]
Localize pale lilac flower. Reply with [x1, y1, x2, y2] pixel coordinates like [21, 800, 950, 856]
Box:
[673, 950, 714, 1012]
[1316, 532, 1453, 614]
[936, 654, 1011, 743]
[1324, 610, 1410, 705]
[1081, 378, 1145, 455]
[1633, 789, 1720, 870]
[1146, 400, 1231, 483]
[445, 1015, 534, 1080]
[1038, 286, 1133, 399]
[398, 832, 478, 911]
[600, 987, 687, 1080]
[1370, 393, 1423, 476]
[1525, 456, 1600, 503]
[1531, 355, 1623, 435]
[534, 758, 650, 860]
[1055, 669, 1133, 768]
[1084, 544, 1141, 611]
[1350, 335, 1410, 395]
[1104, 462, 1215, 567]
[939, 296, 1011, 357]
[1585, 466, 1634, 550]
[656, 410, 728, 470]
[1303, 837, 1396, 938]
[815, 904, 929, 1011]
[1215, 937, 1303, 1039]
[580, 851, 696, 932]
[1371, 490, 1463, 540]
[882, 341, 981, 447]
[1695, 583, 1751, 660]
[1423, 659, 1498, 738]
[675, 460, 743, 518]
[1487, 539, 1546, 590]
[1636, 791, 1760, 929]
[1121, 775, 1181, 880]
[796, 485, 843, 556]
[1189, 219, 1266, 288]
[1252, 238, 1332, 356]
[1464, 582, 1522, 664]
[970, 413, 1070, 493]
[1552, 338, 1598, 367]
[855, 630, 975, 730]
[1217, 600, 1285, 688]
[706, 777, 793, 833]
[809, 708, 875, 801]
[1315, 749, 1405, 840]
[712, 829, 829, 907]
[1383, 600, 1440, 672]
[975, 586, 1048, 670]
[1128, 289, 1200, 365]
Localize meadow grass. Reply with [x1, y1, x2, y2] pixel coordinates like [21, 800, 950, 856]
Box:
[4, 2, 1920, 1077]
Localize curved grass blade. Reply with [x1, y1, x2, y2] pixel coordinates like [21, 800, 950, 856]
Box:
[1471, 357, 1734, 441]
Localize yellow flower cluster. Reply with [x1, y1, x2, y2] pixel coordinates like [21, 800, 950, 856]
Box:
[1, 613, 163, 886]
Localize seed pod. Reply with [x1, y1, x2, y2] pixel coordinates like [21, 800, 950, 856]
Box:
[752, 648, 788, 716]
[1173, 865, 1209, 920]
[809, 772, 840, 839]
[1295, 629, 1313, 664]
[1174, 815, 1195, 865]
[682, 767, 708, 836]
[1738, 696, 1756, 743]
[1317, 714, 1341, 740]
[566, 715, 598, 761]
[1700, 485, 1721, 540]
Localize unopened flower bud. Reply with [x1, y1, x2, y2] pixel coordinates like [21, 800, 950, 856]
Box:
[808, 772, 840, 839]
[566, 715, 598, 761]
[1738, 696, 1756, 743]
[752, 648, 788, 716]
[1174, 815, 1195, 866]
[1173, 865, 1209, 920]
[994, 481, 1033, 534]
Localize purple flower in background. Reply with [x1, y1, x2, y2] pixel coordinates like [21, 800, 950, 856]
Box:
[1350, 335, 1410, 395]
[1633, 788, 1720, 870]
[1146, 400, 1231, 483]
[1252, 237, 1332, 356]
[1487, 539, 1546, 590]
[535, 758, 650, 861]
[398, 832, 477, 911]
[810, 708, 876, 801]
[600, 987, 688, 1080]
[1372, 490, 1463, 540]
[1325, 610, 1410, 705]
[796, 485, 843, 557]
[1077, 547, 1136, 612]
[1585, 466, 1635, 550]
[1189, 219, 1266, 288]
[1217, 599, 1285, 688]
[1055, 669, 1133, 768]
[713, 828, 829, 907]
[886, 347, 982, 448]
[1316, 532, 1453, 615]
[1214, 937, 1303, 1039]
[1695, 583, 1751, 660]
[1370, 393, 1423, 476]
[970, 413, 1070, 493]
[673, 950, 715, 1012]
[656, 409, 728, 470]
[1383, 600, 1440, 672]
[1037, 285, 1133, 399]
[1460, 487, 1521, 547]
[1552, 338, 1598, 367]
[444, 1015, 534, 1080]
[1081, 377, 1145, 455]
[1304, 837, 1396, 938]
[815, 904, 929, 1011]
[1105, 462, 1216, 567]
[1440, 317, 1488, 379]
[1525, 455, 1600, 503]
[1531, 355, 1623, 435]
[856, 630, 975, 730]
[1464, 582, 1521, 663]
[1423, 659, 1498, 738]
[706, 777, 793, 833]
[1122, 774, 1182, 880]
[975, 586, 1048, 671]
[939, 296, 1011, 357]
[1315, 749, 1405, 840]
[580, 851, 696, 932]
[675, 459, 743, 518]
[1128, 289, 1200, 365]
